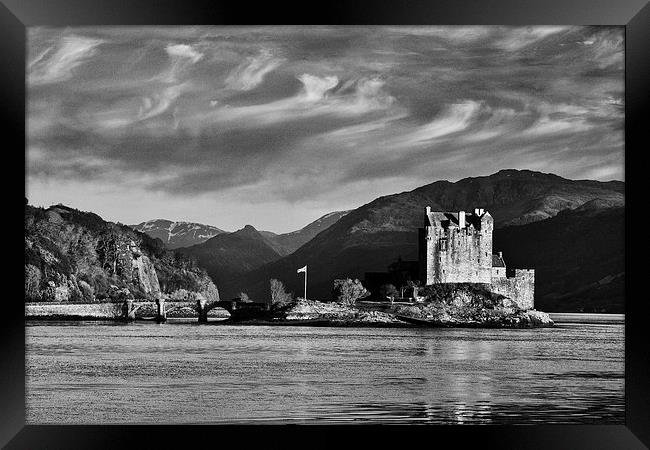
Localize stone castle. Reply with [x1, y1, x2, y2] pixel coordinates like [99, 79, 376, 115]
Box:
[418, 206, 535, 310]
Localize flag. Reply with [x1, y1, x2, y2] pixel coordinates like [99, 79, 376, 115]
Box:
[297, 265, 307, 273]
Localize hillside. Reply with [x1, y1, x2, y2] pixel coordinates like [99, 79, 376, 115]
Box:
[219, 170, 624, 307]
[178, 225, 282, 296]
[25, 204, 219, 303]
[130, 219, 225, 249]
[493, 206, 624, 313]
[259, 210, 351, 256]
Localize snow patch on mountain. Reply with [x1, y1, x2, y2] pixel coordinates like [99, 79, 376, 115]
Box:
[130, 219, 226, 249]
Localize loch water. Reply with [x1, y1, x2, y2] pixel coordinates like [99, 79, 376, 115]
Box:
[25, 321, 624, 424]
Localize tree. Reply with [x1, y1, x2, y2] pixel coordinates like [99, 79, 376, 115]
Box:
[379, 284, 398, 303]
[332, 278, 370, 306]
[97, 229, 120, 275]
[25, 264, 42, 301]
[78, 280, 95, 302]
[270, 279, 293, 308]
[239, 292, 252, 303]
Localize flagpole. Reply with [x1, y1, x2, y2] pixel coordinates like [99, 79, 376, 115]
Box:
[304, 266, 307, 301]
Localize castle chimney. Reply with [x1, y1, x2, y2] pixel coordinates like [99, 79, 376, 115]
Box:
[458, 211, 466, 228]
[426, 206, 431, 214]
[498, 251, 503, 259]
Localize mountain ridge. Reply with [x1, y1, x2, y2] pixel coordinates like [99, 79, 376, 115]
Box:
[29, 169, 624, 313]
[259, 210, 351, 255]
[177, 224, 282, 295]
[218, 169, 624, 307]
[130, 219, 225, 249]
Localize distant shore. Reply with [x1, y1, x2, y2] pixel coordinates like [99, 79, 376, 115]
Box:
[547, 313, 624, 324]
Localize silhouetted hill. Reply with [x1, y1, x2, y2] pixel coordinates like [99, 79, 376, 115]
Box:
[259, 210, 351, 255]
[130, 219, 225, 249]
[410, 169, 623, 227]
[219, 170, 624, 307]
[493, 206, 624, 313]
[178, 225, 282, 295]
[25, 204, 219, 302]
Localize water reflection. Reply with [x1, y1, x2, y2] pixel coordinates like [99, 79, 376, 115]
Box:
[26, 322, 624, 424]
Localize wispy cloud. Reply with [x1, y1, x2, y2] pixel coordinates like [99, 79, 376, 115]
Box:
[225, 50, 283, 91]
[589, 32, 624, 69]
[397, 101, 481, 146]
[161, 43, 203, 82]
[299, 73, 339, 100]
[384, 26, 493, 43]
[187, 74, 394, 131]
[494, 26, 569, 51]
[166, 44, 203, 63]
[138, 84, 185, 121]
[29, 35, 103, 85]
[26, 26, 624, 231]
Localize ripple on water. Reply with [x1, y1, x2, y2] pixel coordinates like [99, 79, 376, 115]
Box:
[25, 322, 624, 424]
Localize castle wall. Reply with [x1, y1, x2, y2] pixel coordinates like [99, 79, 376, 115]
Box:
[418, 228, 429, 284]
[491, 269, 535, 310]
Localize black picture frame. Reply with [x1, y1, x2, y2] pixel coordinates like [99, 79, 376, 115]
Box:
[2, 1, 648, 448]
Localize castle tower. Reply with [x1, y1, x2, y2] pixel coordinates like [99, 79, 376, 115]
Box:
[418, 206, 493, 285]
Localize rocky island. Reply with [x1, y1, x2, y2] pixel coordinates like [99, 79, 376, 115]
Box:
[226, 283, 553, 329]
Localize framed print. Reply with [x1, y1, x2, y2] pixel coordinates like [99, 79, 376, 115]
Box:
[2, 0, 649, 448]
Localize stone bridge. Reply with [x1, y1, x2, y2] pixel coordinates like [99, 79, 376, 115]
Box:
[121, 298, 226, 323]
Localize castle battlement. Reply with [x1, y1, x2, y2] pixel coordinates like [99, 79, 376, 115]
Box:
[418, 206, 535, 310]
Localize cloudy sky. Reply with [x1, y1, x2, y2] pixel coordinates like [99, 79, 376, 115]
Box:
[27, 26, 624, 232]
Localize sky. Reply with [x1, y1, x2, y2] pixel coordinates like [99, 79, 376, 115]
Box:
[26, 26, 624, 233]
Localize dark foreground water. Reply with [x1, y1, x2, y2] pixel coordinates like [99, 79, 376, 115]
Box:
[26, 321, 624, 424]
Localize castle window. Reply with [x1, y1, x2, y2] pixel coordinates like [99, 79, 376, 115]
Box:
[439, 238, 448, 251]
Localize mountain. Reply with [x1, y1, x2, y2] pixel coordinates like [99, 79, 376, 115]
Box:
[178, 225, 282, 296]
[130, 219, 225, 249]
[409, 169, 623, 228]
[493, 206, 624, 313]
[259, 210, 351, 256]
[219, 169, 624, 308]
[25, 204, 219, 303]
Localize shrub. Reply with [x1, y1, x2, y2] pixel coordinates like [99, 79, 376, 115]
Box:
[332, 278, 370, 306]
[90, 273, 112, 300]
[78, 280, 95, 302]
[239, 292, 252, 303]
[169, 288, 195, 301]
[107, 285, 133, 301]
[379, 284, 398, 302]
[201, 283, 220, 303]
[67, 276, 84, 302]
[270, 279, 293, 308]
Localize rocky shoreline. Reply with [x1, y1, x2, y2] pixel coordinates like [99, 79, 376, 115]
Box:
[222, 299, 554, 328]
[26, 298, 554, 328]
